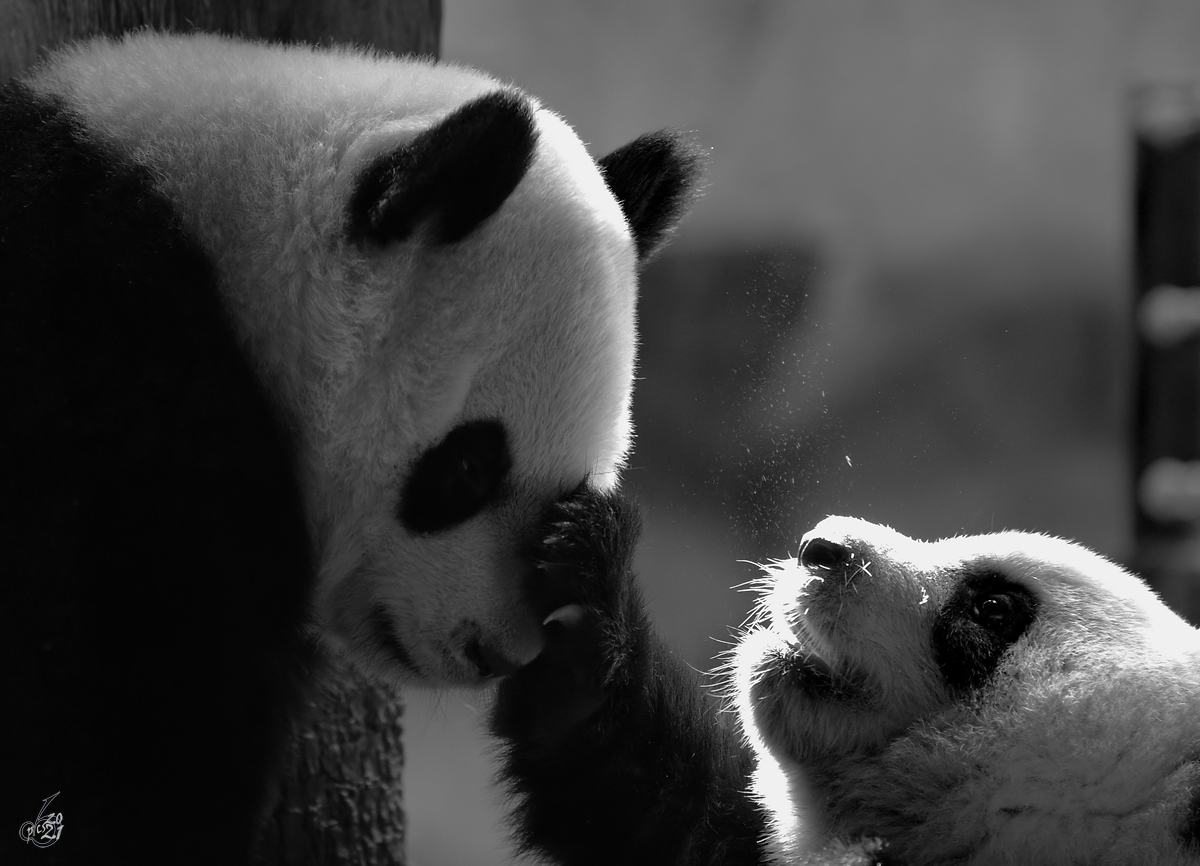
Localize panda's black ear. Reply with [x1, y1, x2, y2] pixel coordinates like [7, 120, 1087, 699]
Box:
[597, 131, 706, 266]
[348, 90, 538, 246]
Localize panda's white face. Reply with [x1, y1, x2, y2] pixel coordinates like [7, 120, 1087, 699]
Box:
[313, 109, 639, 683]
[736, 515, 1200, 863]
[31, 33, 688, 687]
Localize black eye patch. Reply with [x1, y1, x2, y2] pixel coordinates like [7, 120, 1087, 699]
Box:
[932, 570, 1039, 693]
[398, 420, 512, 534]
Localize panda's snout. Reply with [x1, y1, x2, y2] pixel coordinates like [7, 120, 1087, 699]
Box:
[799, 535, 853, 572]
[795, 528, 877, 599]
[466, 637, 528, 679]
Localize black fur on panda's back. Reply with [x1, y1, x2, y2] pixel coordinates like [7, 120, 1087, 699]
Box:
[0, 81, 313, 865]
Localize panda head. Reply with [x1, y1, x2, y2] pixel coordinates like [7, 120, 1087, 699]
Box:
[30, 33, 703, 686]
[317, 94, 703, 687]
[735, 515, 1200, 861]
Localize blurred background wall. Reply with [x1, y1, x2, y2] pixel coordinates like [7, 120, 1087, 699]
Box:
[404, 2, 1200, 863]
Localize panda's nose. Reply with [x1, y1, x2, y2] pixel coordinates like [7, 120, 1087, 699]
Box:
[799, 536, 852, 571]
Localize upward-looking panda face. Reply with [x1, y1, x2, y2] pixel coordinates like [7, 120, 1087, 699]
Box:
[736, 515, 1200, 863]
[30, 33, 702, 686]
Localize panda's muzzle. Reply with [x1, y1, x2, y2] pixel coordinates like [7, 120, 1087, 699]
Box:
[799, 535, 853, 571]
[775, 528, 876, 702]
[372, 603, 419, 674]
[466, 636, 525, 679]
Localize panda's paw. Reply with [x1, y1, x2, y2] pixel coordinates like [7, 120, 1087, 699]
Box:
[534, 484, 642, 618]
[492, 485, 643, 743]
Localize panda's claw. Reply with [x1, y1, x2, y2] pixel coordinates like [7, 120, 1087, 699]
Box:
[542, 603, 586, 629]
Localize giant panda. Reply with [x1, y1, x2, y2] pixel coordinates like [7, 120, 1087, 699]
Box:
[0, 31, 702, 864]
[493, 497, 1200, 865]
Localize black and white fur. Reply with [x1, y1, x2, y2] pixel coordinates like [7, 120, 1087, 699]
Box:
[1, 31, 701, 863]
[494, 506, 1200, 865]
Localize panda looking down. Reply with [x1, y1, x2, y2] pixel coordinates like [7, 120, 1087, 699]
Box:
[493, 498, 1200, 865]
[1, 32, 701, 863]
[4, 32, 702, 684]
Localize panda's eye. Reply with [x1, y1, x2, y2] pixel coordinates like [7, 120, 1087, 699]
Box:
[399, 420, 512, 534]
[970, 592, 1026, 641]
[934, 573, 1039, 692]
[972, 594, 1011, 624]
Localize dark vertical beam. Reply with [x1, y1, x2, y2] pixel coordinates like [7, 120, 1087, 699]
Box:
[1132, 84, 1200, 624]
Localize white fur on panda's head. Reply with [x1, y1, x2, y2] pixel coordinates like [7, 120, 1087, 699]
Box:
[30, 32, 703, 686]
[735, 515, 1200, 864]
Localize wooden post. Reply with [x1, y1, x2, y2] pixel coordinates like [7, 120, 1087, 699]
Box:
[255, 652, 410, 866]
[0, 3, 442, 863]
[1, 0, 441, 80]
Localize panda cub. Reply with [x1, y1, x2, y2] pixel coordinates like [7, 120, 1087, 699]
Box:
[1, 32, 700, 863]
[494, 500, 1200, 865]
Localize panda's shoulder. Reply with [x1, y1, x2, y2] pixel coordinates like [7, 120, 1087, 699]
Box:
[0, 77, 223, 353]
